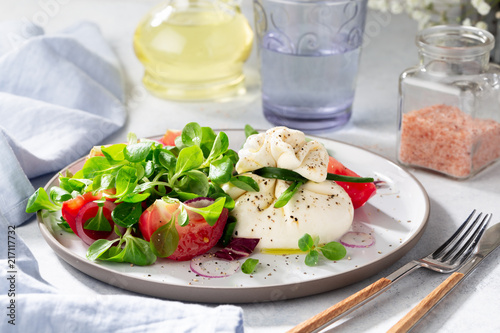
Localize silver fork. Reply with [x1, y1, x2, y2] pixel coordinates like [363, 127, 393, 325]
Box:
[288, 210, 492, 333]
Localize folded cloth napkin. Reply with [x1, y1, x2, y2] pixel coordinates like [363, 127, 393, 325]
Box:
[0, 212, 244, 333]
[0, 21, 244, 333]
[4, 294, 243, 333]
[0, 20, 127, 227]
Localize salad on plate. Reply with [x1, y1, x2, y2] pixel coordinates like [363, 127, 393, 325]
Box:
[27, 123, 376, 275]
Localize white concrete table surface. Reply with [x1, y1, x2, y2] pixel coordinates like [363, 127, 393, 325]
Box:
[2, 1, 500, 332]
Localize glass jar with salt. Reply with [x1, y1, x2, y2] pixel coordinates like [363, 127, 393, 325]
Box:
[397, 25, 500, 179]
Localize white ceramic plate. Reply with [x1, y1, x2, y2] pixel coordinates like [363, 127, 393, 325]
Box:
[38, 129, 429, 303]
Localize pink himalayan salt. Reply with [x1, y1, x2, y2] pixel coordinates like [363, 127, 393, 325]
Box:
[399, 104, 500, 178]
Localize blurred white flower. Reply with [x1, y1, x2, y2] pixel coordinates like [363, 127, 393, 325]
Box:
[473, 0, 491, 16]
[390, 1, 404, 14]
[405, 0, 419, 9]
[368, 0, 390, 12]
[475, 20, 488, 30]
[411, 10, 432, 29]
[368, 0, 497, 30]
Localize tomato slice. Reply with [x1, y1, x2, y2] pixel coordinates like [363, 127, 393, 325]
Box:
[159, 130, 182, 146]
[139, 200, 178, 241]
[171, 205, 228, 261]
[75, 200, 118, 245]
[327, 156, 376, 209]
[61, 192, 103, 235]
[139, 199, 228, 261]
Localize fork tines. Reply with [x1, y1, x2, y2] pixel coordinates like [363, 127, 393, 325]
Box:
[431, 210, 492, 265]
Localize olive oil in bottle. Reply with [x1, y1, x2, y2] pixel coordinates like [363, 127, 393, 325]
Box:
[134, 0, 254, 100]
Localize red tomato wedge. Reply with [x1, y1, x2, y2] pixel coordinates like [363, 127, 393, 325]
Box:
[75, 200, 118, 245]
[159, 129, 182, 146]
[139, 200, 178, 241]
[139, 198, 228, 261]
[327, 156, 376, 209]
[61, 192, 103, 235]
[61, 190, 117, 235]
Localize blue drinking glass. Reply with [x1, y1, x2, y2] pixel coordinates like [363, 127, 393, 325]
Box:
[253, 0, 368, 132]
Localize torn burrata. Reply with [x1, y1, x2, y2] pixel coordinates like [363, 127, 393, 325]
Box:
[223, 127, 354, 250]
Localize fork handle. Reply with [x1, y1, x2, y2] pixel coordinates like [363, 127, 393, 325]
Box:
[287, 277, 393, 333]
[387, 272, 465, 333]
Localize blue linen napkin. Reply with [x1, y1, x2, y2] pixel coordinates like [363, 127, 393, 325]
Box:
[0, 20, 126, 227]
[0, 21, 244, 333]
[0, 212, 244, 333]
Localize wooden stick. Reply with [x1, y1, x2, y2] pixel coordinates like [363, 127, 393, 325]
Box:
[387, 272, 465, 333]
[287, 277, 393, 333]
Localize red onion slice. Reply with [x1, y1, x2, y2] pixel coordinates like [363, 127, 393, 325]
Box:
[190, 254, 241, 278]
[340, 232, 375, 248]
[184, 197, 215, 208]
[75, 200, 120, 245]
